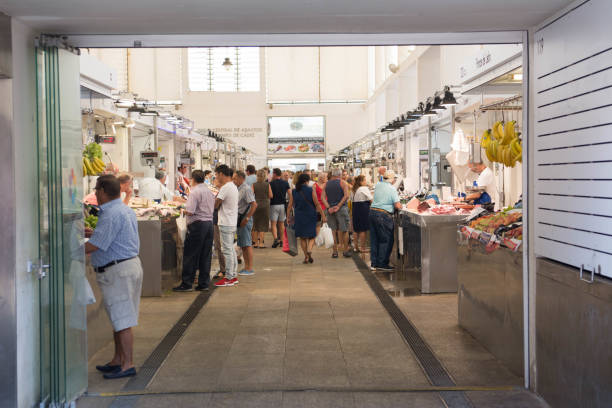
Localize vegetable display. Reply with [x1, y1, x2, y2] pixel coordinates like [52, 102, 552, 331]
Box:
[82, 143, 106, 176]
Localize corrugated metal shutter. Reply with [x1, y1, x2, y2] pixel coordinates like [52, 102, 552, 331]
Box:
[534, 0, 612, 278]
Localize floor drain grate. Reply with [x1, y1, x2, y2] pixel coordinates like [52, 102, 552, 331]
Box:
[352, 254, 474, 408]
[108, 287, 216, 407]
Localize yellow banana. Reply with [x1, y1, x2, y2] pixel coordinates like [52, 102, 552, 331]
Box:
[501, 120, 516, 145]
[492, 122, 504, 141]
[94, 158, 106, 173]
[83, 157, 95, 176]
[481, 129, 492, 148]
[82, 162, 86, 177]
[491, 140, 500, 162]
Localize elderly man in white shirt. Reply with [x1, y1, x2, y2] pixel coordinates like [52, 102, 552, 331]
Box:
[138, 171, 182, 203]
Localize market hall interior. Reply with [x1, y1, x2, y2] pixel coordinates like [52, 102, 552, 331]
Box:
[2, 0, 612, 408]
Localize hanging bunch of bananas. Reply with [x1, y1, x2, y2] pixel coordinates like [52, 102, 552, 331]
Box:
[82, 142, 106, 176]
[481, 121, 522, 167]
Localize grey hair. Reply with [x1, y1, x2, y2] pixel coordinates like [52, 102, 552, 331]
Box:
[332, 169, 342, 177]
[155, 170, 166, 180]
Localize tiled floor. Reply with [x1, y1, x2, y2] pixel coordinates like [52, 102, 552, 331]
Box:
[77, 235, 548, 408]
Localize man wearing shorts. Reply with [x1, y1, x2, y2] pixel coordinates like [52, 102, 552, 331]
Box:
[269, 168, 291, 248]
[322, 169, 351, 258]
[85, 175, 142, 379]
[233, 170, 258, 276]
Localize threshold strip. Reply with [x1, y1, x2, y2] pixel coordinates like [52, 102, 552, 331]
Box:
[88, 385, 517, 398]
[352, 254, 474, 408]
[109, 287, 216, 408]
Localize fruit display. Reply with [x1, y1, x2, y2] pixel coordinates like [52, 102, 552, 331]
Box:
[82, 142, 106, 176]
[480, 121, 522, 167]
[469, 210, 522, 233]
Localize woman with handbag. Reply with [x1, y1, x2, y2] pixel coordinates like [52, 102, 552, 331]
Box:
[287, 173, 327, 264]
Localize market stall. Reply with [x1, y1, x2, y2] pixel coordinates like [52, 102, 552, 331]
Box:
[457, 207, 524, 377]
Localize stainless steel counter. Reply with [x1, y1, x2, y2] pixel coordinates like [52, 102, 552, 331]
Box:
[398, 211, 467, 293]
[457, 235, 523, 377]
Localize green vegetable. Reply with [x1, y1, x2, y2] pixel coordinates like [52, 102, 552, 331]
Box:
[85, 215, 98, 229]
[83, 142, 103, 161]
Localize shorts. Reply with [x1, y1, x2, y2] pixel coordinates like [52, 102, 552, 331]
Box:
[270, 204, 286, 222]
[237, 217, 253, 247]
[96, 257, 143, 332]
[326, 206, 350, 231]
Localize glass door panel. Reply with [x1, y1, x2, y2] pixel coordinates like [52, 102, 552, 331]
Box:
[37, 44, 87, 406]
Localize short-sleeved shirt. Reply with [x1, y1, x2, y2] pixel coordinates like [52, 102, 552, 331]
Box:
[270, 179, 290, 206]
[216, 181, 239, 227]
[371, 181, 400, 214]
[476, 167, 496, 201]
[185, 183, 215, 224]
[246, 174, 257, 186]
[237, 182, 256, 214]
[89, 198, 140, 267]
[353, 186, 373, 203]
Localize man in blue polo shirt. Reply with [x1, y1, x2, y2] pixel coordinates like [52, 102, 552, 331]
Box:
[369, 169, 402, 272]
[85, 175, 142, 380]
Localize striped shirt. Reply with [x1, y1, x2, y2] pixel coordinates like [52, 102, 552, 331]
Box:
[185, 183, 215, 224]
[89, 198, 140, 267]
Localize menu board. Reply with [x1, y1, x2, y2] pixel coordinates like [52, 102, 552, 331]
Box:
[267, 116, 325, 155]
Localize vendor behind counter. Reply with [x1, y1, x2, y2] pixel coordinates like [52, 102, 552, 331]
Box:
[138, 170, 183, 203]
[465, 162, 496, 206]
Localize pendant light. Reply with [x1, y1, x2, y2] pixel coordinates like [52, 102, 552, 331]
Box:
[222, 57, 233, 71]
[441, 86, 458, 106]
[423, 99, 438, 117]
[432, 95, 446, 112]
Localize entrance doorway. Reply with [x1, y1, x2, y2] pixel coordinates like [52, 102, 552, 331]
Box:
[37, 32, 531, 407]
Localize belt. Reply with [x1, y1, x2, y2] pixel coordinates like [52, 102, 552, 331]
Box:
[371, 207, 393, 216]
[94, 257, 136, 273]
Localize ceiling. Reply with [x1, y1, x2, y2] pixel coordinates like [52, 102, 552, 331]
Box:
[0, 0, 574, 35]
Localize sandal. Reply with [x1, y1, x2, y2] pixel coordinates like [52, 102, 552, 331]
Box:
[332, 252, 339, 258]
[308, 252, 314, 264]
[214, 272, 225, 279]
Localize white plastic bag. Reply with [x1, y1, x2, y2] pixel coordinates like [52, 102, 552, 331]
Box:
[176, 212, 187, 244]
[316, 223, 334, 249]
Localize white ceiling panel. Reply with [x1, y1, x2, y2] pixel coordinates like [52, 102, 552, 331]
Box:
[0, 0, 574, 35]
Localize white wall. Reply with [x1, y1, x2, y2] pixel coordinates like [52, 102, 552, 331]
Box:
[11, 18, 40, 408]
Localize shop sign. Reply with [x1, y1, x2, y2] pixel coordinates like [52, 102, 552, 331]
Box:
[459, 45, 522, 84]
[213, 127, 265, 139]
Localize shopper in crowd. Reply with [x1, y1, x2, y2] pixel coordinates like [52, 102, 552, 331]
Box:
[252, 169, 272, 248]
[269, 168, 291, 248]
[173, 170, 215, 292]
[85, 175, 142, 380]
[352, 175, 373, 253]
[177, 164, 191, 197]
[322, 168, 351, 258]
[377, 166, 387, 182]
[204, 170, 213, 185]
[287, 173, 326, 264]
[342, 169, 349, 183]
[369, 170, 401, 272]
[303, 169, 316, 187]
[245, 165, 257, 186]
[263, 166, 271, 183]
[117, 173, 134, 205]
[283, 171, 293, 189]
[314, 171, 327, 235]
[233, 170, 258, 276]
[214, 165, 240, 287]
[212, 207, 226, 279]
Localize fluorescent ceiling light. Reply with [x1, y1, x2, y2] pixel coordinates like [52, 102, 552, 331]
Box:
[116, 99, 134, 108]
[512, 73, 523, 81]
